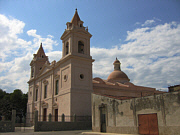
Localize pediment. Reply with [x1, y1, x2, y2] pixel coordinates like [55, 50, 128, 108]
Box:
[53, 102, 58, 108]
[61, 30, 70, 40]
[76, 30, 92, 37]
[42, 101, 48, 108]
[37, 64, 51, 76]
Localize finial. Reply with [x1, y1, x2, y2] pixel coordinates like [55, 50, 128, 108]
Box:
[116, 57, 117, 60]
[40, 43, 42, 47]
[75, 8, 77, 11]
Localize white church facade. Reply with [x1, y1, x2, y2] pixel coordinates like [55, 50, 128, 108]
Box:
[27, 9, 94, 125]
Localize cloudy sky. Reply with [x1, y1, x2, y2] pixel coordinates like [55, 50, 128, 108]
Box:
[0, 1, 180, 93]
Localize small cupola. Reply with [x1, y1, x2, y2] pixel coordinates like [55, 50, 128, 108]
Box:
[107, 58, 130, 83]
[113, 57, 121, 71]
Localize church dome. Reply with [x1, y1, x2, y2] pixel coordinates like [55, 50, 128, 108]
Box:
[107, 58, 130, 82]
[107, 70, 129, 81]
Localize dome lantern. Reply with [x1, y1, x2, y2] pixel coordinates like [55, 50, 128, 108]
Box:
[107, 58, 130, 83]
[113, 57, 121, 71]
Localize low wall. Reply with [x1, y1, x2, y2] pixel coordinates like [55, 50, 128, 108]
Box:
[35, 121, 92, 132]
[34, 111, 92, 132]
[0, 121, 14, 132]
[0, 110, 16, 132]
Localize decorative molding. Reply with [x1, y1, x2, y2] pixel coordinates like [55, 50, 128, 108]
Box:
[54, 74, 60, 80]
[99, 103, 107, 108]
[53, 102, 58, 109]
[43, 80, 48, 84]
[34, 106, 37, 111]
[42, 101, 48, 108]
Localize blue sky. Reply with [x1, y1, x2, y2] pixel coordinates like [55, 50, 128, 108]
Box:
[0, 0, 180, 93]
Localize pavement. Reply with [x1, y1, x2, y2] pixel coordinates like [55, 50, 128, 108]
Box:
[0, 127, 140, 135]
[82, 132, 139, 135]
[0, 130, 90, 135]
[0, 131, 140, 135]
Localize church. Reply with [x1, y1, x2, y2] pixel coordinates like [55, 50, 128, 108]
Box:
[27, 10, 163, 126]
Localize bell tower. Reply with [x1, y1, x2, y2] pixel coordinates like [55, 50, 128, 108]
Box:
[30, 43, 49, 79]
[60, 9, 94, 116]
[61, 9, 92, 59]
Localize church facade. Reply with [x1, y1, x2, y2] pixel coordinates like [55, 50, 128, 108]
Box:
[27, 10, 164, 126]
[27, 10, 94, 125]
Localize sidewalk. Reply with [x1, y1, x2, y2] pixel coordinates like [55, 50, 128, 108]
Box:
[82, 131, 140, 135]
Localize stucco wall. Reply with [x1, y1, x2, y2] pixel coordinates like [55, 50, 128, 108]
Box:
[92, 91, 180, 135]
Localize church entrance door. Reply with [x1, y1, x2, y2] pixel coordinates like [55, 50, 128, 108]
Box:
[55, 109, 58, 121]
[43, 108, 47, 121]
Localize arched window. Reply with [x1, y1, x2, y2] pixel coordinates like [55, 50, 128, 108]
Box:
[35, 89, 38, 101]
[78, 41, 84, 54]
[44, 85, 47, 99]
[55, 80, 59, 95]
[31, 68, 34, 78]
[66, 42, 69, 55]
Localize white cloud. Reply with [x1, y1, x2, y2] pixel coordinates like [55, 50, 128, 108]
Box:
[46, 51, 62, 62]
[0, 14, 58, 93]
[92, 22, 180, 91]
[142, 19, 155, 26]
[27, 29, 58, 52]
[0, 14, 30, 62]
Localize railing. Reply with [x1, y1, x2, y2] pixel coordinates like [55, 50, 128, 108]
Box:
[37, 113, 91, 122]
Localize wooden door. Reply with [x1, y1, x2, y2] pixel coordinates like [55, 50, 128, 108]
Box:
[149, 114, 159, 135]
[100, 107, 106, 132]
[43, 108, 47, 121]
[138, 113, 159, 135]
[55, 109, 58, 121]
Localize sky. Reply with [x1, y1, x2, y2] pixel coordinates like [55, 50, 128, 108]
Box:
[0, 0, 180, 93]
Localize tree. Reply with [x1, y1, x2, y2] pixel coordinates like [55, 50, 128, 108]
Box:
[0, 89, 28, 121]
[0, 89, 6, 99]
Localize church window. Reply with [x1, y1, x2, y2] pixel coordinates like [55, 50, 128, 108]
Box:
[55, 80, 59, 95]
[78, 41, 84, 54]
[66, 42, 69, 55]
[64, 75, 68, 82]
[31, 68, 34, 78]
[80, 24, 82, 27]
[44, 85, 47, 98]
[42, 55, 44, 58]
[80, 74, 84, 79]
[35, 89, 38, 101]
[40, 67, 42, 70]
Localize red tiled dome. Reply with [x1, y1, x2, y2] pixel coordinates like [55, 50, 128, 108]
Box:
[107, 70, 130, 81]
